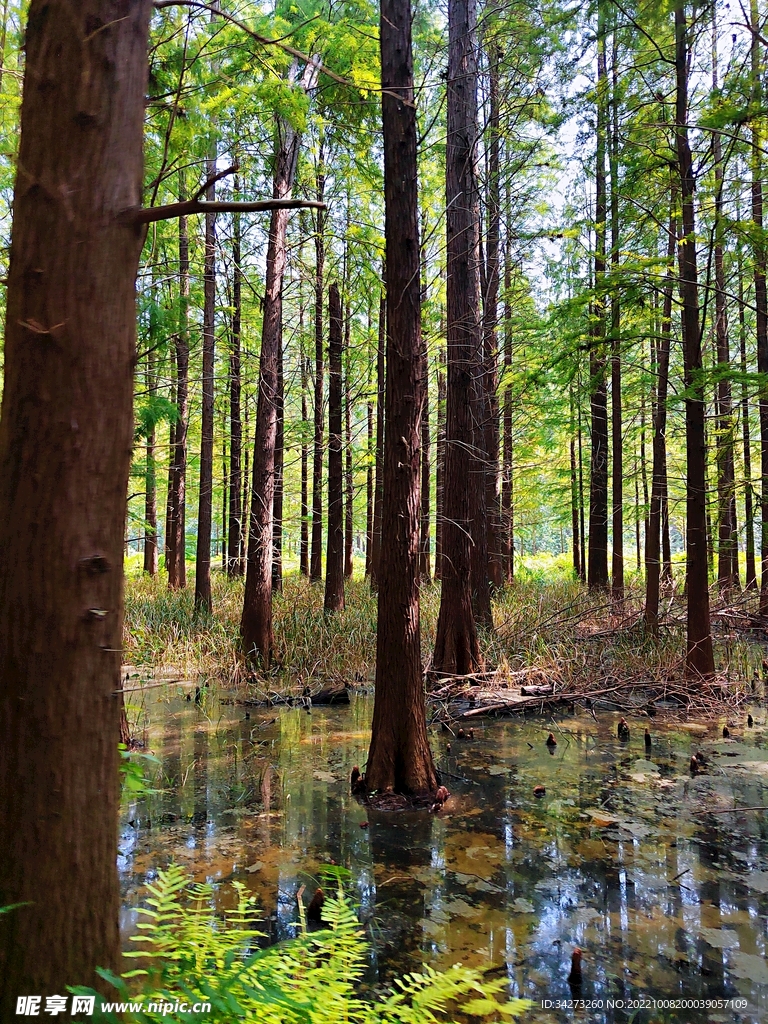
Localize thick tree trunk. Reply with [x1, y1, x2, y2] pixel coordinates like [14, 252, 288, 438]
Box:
[433, 0, 484, 671]
[420, 359, 431, 581]
[194, 153, 217, 614]
[0, 0, 151, 1007]
[227, 198, 243, 576]
[167, 197, 190, 589]
[365, 339, 374, 576]
[364, 0, 437, 794]
[570, 388, 581, 578]
[325, 283, 345, 611]
[310, 146, 326, 583]
[588, 5, 609, 591]
[675, 0, 714, 677]
[242, 61, 317, 664]
[502, 228, 514, 582]
[370, 284, 386, 588]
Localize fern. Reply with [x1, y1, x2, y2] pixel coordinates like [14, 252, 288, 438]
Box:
[79, 865, 530, 1023]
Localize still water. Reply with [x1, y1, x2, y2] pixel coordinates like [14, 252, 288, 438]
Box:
[119, 690, 768, 1022]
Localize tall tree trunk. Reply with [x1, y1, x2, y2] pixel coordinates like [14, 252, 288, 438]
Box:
[502, 225, 514, 582]
[0, 1, 151, 1007]
[609, 27, 623, 601]
[242, 398, 249, 565]
[570, 387, 581, 578]
[675, 0, 714, 677]
[751, 0, 768, 609]
[645, 191, 675, 634]
[433, 0, 484, 672]
[420, 363, 431, 582]
[577, 376, 587, 582]
[588, 2, 609, 591]
[167, 191, 190, 589]
[365, 312, 374, 576]
[738, 240, 758, 589]
[435, 345, 446, 580]
[301, 347, 310, 576]
[241, 58, 318, 664]
[712, 10, 739, 593]
[143, 349, 158, 576]
[344, 306, 354, 578]
[227, 195, 243, 576]
[325, 283, 345, 612]
[194, 148, 217, 614]
[370, 282, 386, 587]
[272, 322, 284, 593]
[483, 44, 503, 589]
[310, 141, 326, 582]
[364, 0, 437, 794]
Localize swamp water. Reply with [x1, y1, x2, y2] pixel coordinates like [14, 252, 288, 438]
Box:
[119, 691, 768, 1022]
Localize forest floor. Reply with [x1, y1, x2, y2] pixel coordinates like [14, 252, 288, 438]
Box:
[123, 556, 768, 722]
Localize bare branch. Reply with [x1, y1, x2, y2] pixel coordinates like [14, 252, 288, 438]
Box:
[132, 197, 327, 225]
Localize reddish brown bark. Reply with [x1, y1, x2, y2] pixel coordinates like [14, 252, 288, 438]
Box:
[433, 0, 484, 672]
[325, 284, 345, 612]
[364, 0, 437, 794]
[0, 0, 152, 1008]
[675, 0, 714, 678]
[242, 60, 318, 665]
[227, 196, 244, 576]
[167, 196, 189, 589]
[194, 153, 217, 615]
[272, 323, 284, 593]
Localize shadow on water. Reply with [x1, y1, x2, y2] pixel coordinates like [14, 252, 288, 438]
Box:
[119, 691, 768, 1022]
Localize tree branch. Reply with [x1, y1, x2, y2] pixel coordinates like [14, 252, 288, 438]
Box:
[192, 161, 239, 201]
[132, 198, 326, 225]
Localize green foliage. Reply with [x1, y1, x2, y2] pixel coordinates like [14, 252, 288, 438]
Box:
[119, 744, 162, 799]
[75, 865, 530, 1023]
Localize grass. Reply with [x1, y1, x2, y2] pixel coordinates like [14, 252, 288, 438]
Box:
[123, 555, 767, 707]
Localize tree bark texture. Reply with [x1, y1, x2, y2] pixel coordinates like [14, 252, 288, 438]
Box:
[310, 144, 326, 582]
[325, 283, 345, 611]
[0, 0, 152, 1008]
[344, 308, 354, 577]
[433, 0, 484, 673]
[365, 0, 437, 795]
[167, 199, 189, 589]
[738, 244, 758, 589]
[227, 198, 243, 576]
[675, 0, 714, 678]
[272, 322, 284, 593]
[609, 31, 623, 601]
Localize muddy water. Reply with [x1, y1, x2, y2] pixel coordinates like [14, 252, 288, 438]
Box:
[119, 691, 768, 1022]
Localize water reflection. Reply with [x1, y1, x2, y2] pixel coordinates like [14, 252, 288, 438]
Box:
[119, 693, 768, 1022]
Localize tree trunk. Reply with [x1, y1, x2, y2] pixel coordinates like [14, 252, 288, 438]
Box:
[738, 239, 758, 589]
[344, 306, 354, 578]
[310, 143, 326, 583]
[435, 345, 446, 580]
[364, 0, 437, 794]
[194, 150, 217, 614]
[301, 347, 310, 576]
[577, 378, 587, 582]
[325, 283, 345, 612]
[242, 59, 318, 665]
[167, 191, 189, 589]
[365, 318, 374, 577]
[143, 350, 158, 576]
[502, 225, 514, 582]
[420, 355, 431, 581]
[645, 191, 675, 634]
[675, 0, 714, 677]
[227, 195, 243, 576]
[483, 44, 503, 590]
[588, 3, 609, 591]
[751, 0, 768, 609]
[712, 10, 739, 593]
[370, 283, 386, 587]
[272, 322, 284, 593]
[609, 28, 623, 601]
[433, 0, 484, 672]
[0, 1, 151, 1008]
[570, 387, 581, 578]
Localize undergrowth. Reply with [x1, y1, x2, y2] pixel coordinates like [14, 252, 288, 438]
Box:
[124, 564, 765, 697]
[76, 864, 530, 1023]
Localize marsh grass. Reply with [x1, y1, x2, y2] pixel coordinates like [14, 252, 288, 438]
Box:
[124, 561, 766, 705]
